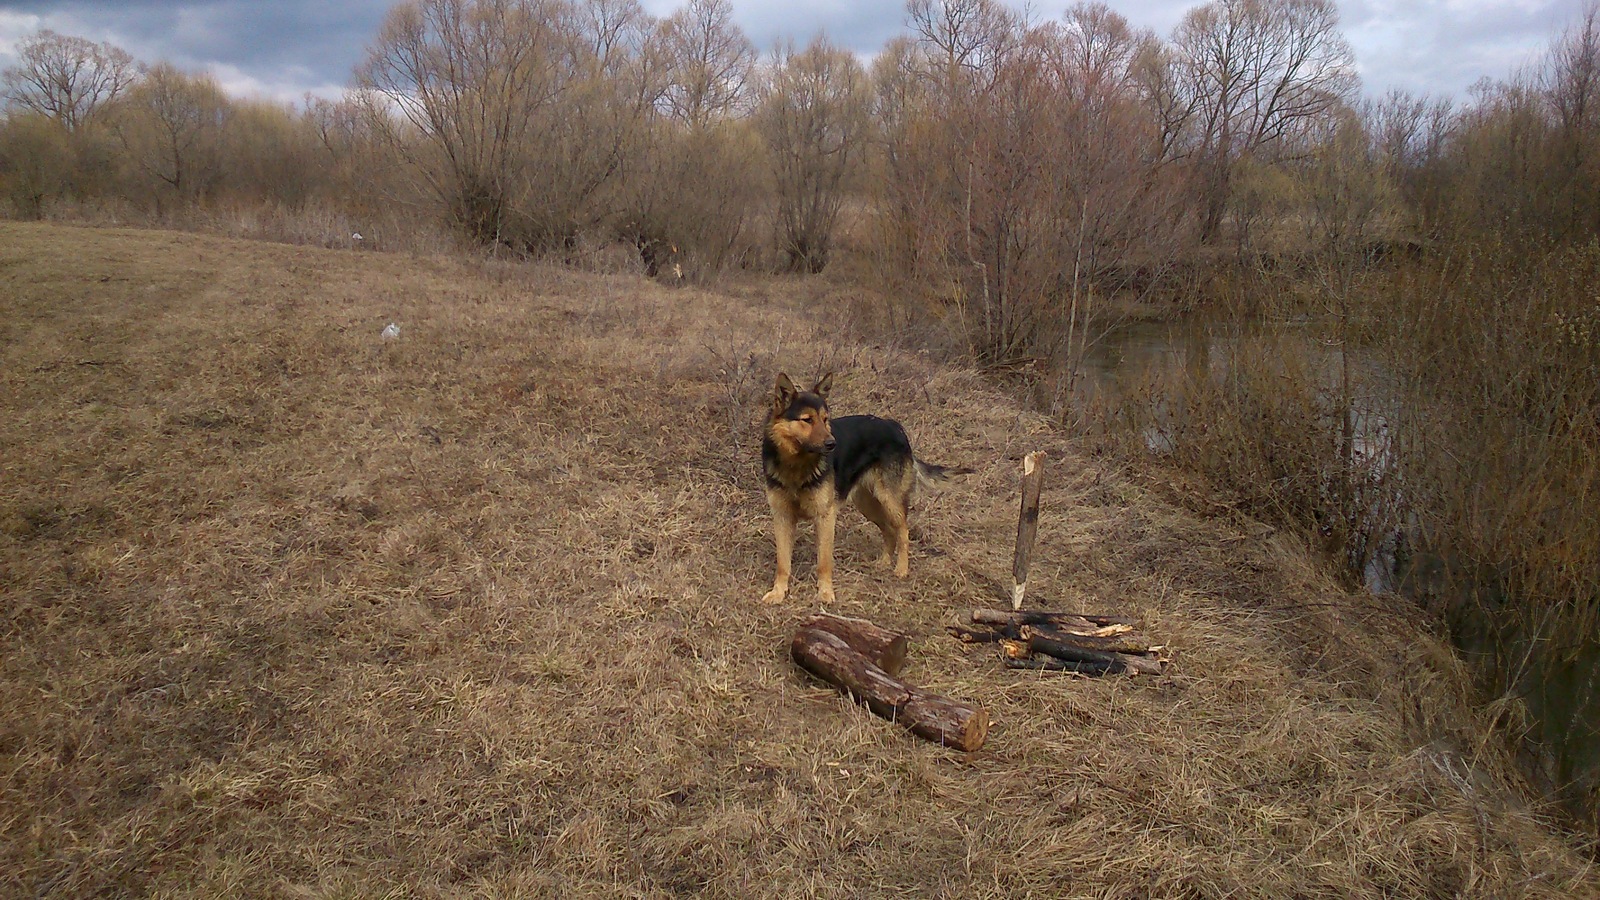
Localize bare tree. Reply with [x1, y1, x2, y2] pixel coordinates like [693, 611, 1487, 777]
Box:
[1060, 1, 1140, 103]
[357, 0, 586, 247]
[110, 63, 230, 205]
[756, 37, 869, 273]
[0, 112, 74, 217]
[657, 0, 755, 129]
[1546, 4, 1600, 234]
[223, 99, 324, 207]
[1164, 0, 1358, 241]
[906, 0, 1021, 94]
[1364, 88, 1453, 236]
[875, 0, 1186, 370]
[1300, 105, 1392, 249]
[1, 30, 138, 130]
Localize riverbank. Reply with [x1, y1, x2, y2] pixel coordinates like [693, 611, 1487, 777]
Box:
[1077, 244, 1600, 836]
[2, 222, 1595, 896]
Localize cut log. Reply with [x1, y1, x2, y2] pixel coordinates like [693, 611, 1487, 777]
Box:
[800, 613, 909, 676]
[972, 609, 1139, 630]
[791, 626, 988, 752]
[1011, 451, 1046, 610]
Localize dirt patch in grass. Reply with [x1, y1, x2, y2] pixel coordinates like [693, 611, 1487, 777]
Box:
[1, 221, 1595, 897]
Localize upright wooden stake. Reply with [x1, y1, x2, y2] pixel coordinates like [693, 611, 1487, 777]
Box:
[1011, 451, 1046, 610]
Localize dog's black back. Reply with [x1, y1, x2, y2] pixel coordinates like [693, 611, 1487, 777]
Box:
[830, 415, 913, 497]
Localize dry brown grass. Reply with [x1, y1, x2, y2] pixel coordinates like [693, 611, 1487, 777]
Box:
[1, 221, 1595, 898]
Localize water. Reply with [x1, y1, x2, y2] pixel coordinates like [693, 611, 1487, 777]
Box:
[1080, 317, 1600, 828]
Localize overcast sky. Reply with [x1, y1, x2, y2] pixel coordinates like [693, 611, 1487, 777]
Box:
[0, 0, 1587, 106]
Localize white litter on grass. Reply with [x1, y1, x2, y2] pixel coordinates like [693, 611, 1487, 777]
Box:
[381, 322, 401, 341]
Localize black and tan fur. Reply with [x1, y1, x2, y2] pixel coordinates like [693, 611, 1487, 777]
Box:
[761, 372, 967, 604]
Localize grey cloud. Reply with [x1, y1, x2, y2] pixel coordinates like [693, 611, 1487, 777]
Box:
[1, 0, 390, 94]
[1344, 0, 1579, 97]
[2, 0, 1594, 102]
[727, 0, 906, 54]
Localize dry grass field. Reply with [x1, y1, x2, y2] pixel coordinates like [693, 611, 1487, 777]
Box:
[1, 221, 1596, 898]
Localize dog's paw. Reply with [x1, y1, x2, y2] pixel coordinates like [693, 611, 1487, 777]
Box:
[818, 584, 836, 604]
[894, 563, 909, 579]
[761, 586, 787, 604]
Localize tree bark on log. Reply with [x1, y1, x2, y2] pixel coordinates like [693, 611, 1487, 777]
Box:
[800, 613, 909, 676]
[1011, 451, 1046, 610]
[791, 626, 988, 751]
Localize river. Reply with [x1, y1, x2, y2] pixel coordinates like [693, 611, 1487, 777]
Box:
[1078, 317, 1600, 829]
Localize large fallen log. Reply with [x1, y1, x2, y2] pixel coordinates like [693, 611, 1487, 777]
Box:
[791, 626, 989, 752]
[799, 613, 909, 676]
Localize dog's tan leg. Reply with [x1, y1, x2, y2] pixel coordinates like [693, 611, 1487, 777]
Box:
[882, 492, 911, 578]
[893, 518, 910, 578]
[763, 497, 796, 604]
[816, 505, 838, 603]
[854, 492, 897, 569]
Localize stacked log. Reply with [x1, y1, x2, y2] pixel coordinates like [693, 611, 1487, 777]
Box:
[949, 610, 1167, 677]
[791, 613, 988, 752]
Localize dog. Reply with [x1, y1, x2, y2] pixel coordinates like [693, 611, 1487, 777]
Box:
[760, 372, 968, 604]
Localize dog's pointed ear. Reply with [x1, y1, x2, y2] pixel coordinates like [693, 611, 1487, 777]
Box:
[774, 373, 798, 410]
[812, 372, 834, 399]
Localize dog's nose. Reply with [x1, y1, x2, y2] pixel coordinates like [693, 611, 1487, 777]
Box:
[824, 438, 837, 452]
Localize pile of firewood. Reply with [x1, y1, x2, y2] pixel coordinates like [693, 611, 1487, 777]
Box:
[948, 609, 1167, 676]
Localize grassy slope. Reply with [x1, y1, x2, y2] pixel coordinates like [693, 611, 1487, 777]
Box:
[0, 222, 1594, 898]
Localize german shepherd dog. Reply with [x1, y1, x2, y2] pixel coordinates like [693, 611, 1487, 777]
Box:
[761, 372, 967, 604]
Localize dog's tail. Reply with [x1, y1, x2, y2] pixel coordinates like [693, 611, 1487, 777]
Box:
[914, 458, 975, 489]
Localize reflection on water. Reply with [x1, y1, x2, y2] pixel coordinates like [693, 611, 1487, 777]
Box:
[1075, 319, 1214, 454]
[1083, 318, 1600, 827]
[1077, 318, 1396, 465]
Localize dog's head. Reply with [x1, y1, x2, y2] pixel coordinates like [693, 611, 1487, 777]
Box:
[768, 372, 835, 456]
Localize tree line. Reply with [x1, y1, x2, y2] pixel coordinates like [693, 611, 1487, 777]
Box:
[4, 0, 1600, 353]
